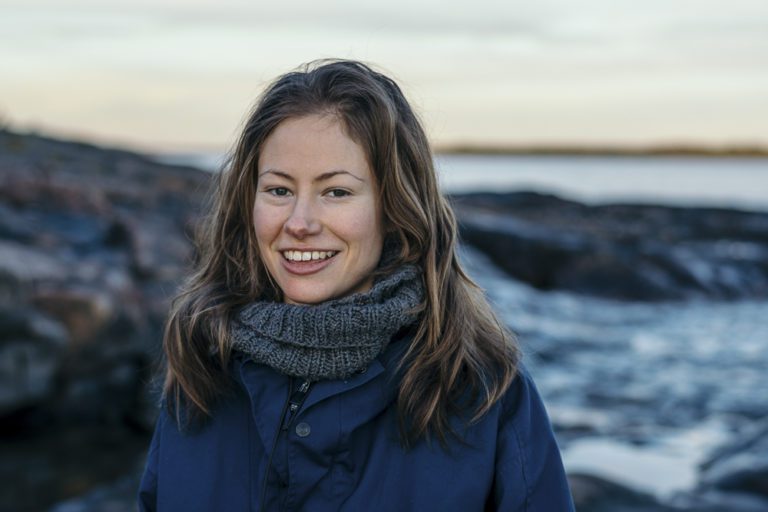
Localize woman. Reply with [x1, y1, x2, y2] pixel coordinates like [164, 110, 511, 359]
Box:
[138, 59, 574, 511]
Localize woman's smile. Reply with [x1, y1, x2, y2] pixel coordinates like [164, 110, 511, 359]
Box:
[279, 249, 339, 275]
[281, 250, 338, 262]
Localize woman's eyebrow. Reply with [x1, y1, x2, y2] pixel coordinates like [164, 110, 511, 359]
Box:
[259, 169, 294, 181]
[259, 168, 364, 183]
[315, 170, 364, 183]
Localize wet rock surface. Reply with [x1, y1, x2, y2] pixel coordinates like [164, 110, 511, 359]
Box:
[568, 471, 768, 512]
[698, 419, 768, 498]
[452, 191, 768, 301]
[461, 245, 768, 511]
[0, 128, 209, 510]
[568, 472, 677, 512]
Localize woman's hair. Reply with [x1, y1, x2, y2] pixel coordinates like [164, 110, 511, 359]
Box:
[162, 58, 519, 445]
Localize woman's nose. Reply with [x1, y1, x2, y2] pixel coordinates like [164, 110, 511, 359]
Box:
[284, 198, 321, 239]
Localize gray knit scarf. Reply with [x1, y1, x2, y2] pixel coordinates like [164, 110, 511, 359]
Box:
[230, 260, 424, 381]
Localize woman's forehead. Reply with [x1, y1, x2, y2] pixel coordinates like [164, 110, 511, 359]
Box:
[257, 115, 373, 182]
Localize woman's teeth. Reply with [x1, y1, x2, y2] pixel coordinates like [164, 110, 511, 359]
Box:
[282, 250, 337, 262]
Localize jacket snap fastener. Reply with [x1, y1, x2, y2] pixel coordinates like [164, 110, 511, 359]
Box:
[295, 422, 311, 437]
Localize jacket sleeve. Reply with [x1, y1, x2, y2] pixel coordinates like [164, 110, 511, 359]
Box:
[137, 412, 163, 512]
[489, 365, 575, 511]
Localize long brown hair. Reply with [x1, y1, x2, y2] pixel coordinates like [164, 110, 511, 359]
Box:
[162, 59, 519, 445]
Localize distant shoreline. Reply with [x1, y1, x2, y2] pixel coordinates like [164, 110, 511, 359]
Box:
[434, 144, 768, 158]
[4, 126, 768, 160]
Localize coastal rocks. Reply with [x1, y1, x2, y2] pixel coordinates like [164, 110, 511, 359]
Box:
[671, 490, 768, 512]
[569, 471, 768, 512]
[568, 472, 675, 512]
[698, 419, 768, 498]
[49, 469, 142, 512]
[452, 191, 768, 301]
[0, 424, 151, 512]
[0, 309, 66, 414]
[32, 288, 115, 346]
[0, 128, 208, 428]
[0, 127, 210, 509]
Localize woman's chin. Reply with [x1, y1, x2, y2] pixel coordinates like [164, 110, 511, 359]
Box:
[281, 281, 374, 305]
[282, 286, 336, 305]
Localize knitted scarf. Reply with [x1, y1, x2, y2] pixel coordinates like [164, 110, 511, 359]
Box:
[229, 261, 424, 381]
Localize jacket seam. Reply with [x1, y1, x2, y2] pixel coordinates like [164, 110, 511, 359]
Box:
[246, 406, 253, 512]
[509, 419, 530, 512]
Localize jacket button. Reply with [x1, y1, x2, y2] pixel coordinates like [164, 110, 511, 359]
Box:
[295, 422, 311, 437]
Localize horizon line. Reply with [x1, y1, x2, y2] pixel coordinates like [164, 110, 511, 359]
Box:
[4, 124, 768, 159]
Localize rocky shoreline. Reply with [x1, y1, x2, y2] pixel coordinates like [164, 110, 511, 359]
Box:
[1, 128, 766, 511]
[0, 128, 210, 510]
[451, 191, 768, 301]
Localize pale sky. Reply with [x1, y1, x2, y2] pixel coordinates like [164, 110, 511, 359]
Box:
[1, 0, 767, 153]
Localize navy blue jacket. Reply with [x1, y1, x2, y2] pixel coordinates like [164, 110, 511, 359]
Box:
[137, 333, 574, 511]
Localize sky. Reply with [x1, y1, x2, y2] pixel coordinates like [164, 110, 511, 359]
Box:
[1, 0, 767, 153]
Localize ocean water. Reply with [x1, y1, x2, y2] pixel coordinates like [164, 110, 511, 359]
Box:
[435, 154, 768, 211]
[460, 244, 768, 497]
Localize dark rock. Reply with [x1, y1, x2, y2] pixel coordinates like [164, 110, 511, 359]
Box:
[0, 308, 67, 414]
[0, 240, 68, 284]
[0, 127, 208, 509]
[570, 473, 768, 512]
[31, 288, 115, 346]
[452, 191, 768, 301]
[0, 338, 62, 414]
[48, 468, 142, 512]
[698, 419, 768, 498]
[670, 489, 768, 512]
[0, 424, 150, 512]
[567, 472, 676, 512]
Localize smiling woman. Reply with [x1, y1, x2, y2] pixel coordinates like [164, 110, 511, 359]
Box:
[137, 59, 574, 511]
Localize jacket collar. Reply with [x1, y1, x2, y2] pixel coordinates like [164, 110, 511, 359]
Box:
[229, 324, 415, 454]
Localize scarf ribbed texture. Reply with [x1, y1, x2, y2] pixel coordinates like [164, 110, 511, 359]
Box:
[230, 263, 424, 381]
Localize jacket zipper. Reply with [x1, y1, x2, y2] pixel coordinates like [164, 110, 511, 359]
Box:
[259, 377, 313, 510]
[281, 378, 312, 431]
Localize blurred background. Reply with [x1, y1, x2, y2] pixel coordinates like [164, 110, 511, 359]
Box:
[1, 1, 767, 510]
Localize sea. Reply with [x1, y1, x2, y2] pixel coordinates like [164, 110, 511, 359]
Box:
[154, 151, 768, 499]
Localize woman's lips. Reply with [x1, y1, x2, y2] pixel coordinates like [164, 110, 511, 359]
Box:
[280, 252, 338, 276]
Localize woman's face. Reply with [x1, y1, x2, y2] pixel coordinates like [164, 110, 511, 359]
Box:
[253, 114, 385, 305]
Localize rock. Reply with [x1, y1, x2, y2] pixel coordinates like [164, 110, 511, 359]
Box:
[0, 128, 206, 426]
[0, 423, 150, 511]
[0, 308, 67, 414]
[32, 288, 115, 346]
[698, 419, 768, 498]
[0, 240, 68, 283]
[0, 338, 62, 414]
[48, 470, 141, 512]
[0, 127, 205, 510]
[670, 489, 768, 512]
[452, 191, 768, 301]
[567, 472, 676, 512]
[124, 215, 194, 280]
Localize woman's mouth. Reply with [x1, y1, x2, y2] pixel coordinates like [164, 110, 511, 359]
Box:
[280, 250, 339, 275]
[282, 250, 338, 262]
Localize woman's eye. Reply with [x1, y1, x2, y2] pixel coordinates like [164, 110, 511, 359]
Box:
[268, 187, 290, 197]
[327, 189, 350, 198]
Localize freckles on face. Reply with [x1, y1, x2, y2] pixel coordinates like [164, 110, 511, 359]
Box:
[252, 114, 385, 305]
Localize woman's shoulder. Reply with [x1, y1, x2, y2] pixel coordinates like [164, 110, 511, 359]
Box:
[497, 362, 555, 431]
